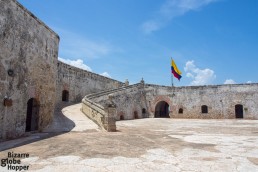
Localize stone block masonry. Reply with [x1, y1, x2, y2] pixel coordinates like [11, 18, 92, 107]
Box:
[82, 95, 116, 132]
[0, 0, 123, 139]
[0, 0, 59, 140]
[145, 84, 258, 120]
[0, 0, 123, 140]
[86, 82, 258, 121]
[87, 83, 149, 121]
[1, 0, 258, 140]
[56, 61, 123, 105]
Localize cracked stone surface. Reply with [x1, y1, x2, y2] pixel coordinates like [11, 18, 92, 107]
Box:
[0, 104, 258, 171]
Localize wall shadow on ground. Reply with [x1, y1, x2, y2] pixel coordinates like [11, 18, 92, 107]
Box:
[0, 102, 77, 151]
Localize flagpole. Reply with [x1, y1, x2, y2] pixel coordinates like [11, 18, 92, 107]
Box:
[171, 57, 174, 87]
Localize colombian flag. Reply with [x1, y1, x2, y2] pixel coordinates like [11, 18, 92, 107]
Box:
[171, 59, 182, 81]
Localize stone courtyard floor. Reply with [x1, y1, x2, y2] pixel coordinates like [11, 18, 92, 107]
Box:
[0, 104, 258, 172]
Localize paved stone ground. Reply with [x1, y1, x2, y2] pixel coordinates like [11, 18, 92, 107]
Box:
[0, 104, 258, 172]
[43, 103, 100, 132]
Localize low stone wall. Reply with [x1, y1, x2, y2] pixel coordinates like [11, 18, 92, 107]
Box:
[89, 83, 148, 120]
[81, 96, 116, 132]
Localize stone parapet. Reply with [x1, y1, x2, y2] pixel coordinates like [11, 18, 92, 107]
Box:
[81, 96, 116, 132]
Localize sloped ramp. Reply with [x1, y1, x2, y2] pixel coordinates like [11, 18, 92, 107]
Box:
[44, 103, 99, 132]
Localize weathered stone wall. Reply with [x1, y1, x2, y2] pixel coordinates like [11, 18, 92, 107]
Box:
[56, 61, 123, 104]
[82, 96, 116, 132]
[1, 0, 257, 141]
[88, 83, 258, 120]
[0, 0, 59, 140]
[146, 84, 258, 119]
[89, 83, 149, 120]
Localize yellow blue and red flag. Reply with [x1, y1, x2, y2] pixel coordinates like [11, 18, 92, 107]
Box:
[171, 59, 182, 81]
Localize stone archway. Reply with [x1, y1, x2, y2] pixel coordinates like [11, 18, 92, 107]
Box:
[155, 101, 170, 118]
[235, 104, 243, 118]
[26, 98, 40, 132]
[62, 90, 69, 102]
[201, 105, 208, 114]
[134, 111, 139, 119]
[142, 108, 147, 118]
[120, 115, 124, 120]
[178, 108, 183, 114]
[118, 111, 125, 120]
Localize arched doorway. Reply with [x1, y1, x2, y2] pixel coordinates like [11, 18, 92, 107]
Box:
[142, 108, 146, 118]
[118, 111, 125, 120]
[235, 104, 243, 118]
[134, 111, 139, 119]
[178, 108, 183, 114]
[26, 98, 40, 132]
[120, 115, 124, 120]
[201, 105, 208, 113]
[62, 90, 69, 102]
[155, 101, 170, 118]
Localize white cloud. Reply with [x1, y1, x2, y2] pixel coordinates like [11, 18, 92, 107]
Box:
[59, 57, 112, 78]
[186, 72, 194, 78]
[224, 79, 236, 85]
[141, 21, 161, 34]
[58, 57, 92, 71]
[100, 72, 111, 78]
[184, 60, 216, 85]
[161, 0, 218, 14]
[247, 81, 252, 84]
[142, 0, 218, 34]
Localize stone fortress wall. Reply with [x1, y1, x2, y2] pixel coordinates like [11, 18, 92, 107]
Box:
[146, 83, 258, 119]
[86, 82, 258, 122]
[1, 0, 258, 140]
[0, 0, 123, 140]
[87, 82, 148, 121]
[56, 61, 124, 132]
[56, 61, 123, 105]
[0, 0, 59, 139]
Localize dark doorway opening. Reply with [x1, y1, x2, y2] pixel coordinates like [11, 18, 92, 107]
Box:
[26, 98, 40, 132]
[155, 101, 170, 118]
[179, 108, 183, 114]
[201, 105, 208, 114]
[134, 111, 139, 119]
[235, 104, 243, 118]
[120, 115, 124, 120]
[142, 108, 146, 118]
[62, 90, 69, 102]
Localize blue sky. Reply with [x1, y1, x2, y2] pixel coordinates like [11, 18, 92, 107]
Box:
[18, 0, 258, 86]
